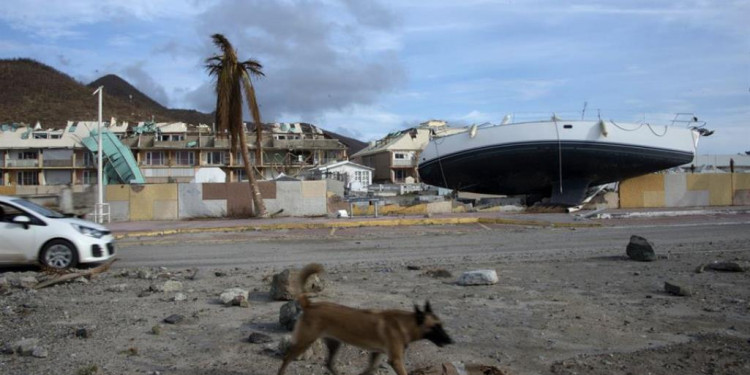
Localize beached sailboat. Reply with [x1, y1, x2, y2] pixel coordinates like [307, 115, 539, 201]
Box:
[418, 114, 711, 206]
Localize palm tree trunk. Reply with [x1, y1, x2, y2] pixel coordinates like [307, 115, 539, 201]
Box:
[238, 126, 267, 217]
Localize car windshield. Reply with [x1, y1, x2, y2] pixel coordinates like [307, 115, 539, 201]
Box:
[11, 198, 66, 218]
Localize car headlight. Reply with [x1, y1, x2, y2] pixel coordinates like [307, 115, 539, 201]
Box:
[72, 224, 105, 238]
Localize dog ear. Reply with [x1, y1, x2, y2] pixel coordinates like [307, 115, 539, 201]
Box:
[424, 301, 433, 313]
[414, 304, 425, 325]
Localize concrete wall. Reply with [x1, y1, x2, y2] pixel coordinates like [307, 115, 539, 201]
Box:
[105, 180, 328, 221]
[620, 173, 748, 208]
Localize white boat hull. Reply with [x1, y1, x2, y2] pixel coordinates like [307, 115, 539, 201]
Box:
[418, 120, 699, 205]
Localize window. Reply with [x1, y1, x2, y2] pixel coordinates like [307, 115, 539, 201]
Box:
[33, 133, 48, 139]
[81, 170, 96, 184]
[82, 152, 94, 167]
[205, 151, 227, 165]
[159, 134, 185, 141]
[394, 169, 407, 182]
[17, 171, 39, 185]
[394, 152, 407, 160]
[354, 170, 369, 185]
[19, 151, 38, 160]
[175, 151, 195, 166]
[145, 151, 165, 166]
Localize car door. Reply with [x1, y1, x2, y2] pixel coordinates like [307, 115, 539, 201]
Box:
[0, 202, 40, 264]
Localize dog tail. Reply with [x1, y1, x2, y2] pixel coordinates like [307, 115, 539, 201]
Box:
[296, 263, 323, 309]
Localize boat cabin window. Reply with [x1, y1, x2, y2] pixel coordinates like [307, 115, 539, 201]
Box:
[563, 124, 573, 129]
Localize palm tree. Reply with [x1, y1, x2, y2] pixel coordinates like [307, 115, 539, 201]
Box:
[206, 33, 267, 217]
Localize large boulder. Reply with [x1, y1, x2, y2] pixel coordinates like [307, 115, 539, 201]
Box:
[626, 235, 657, 262]
[269, 269, 323, 301]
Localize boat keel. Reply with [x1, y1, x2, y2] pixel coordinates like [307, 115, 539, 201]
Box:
[549, 178, 591, 206]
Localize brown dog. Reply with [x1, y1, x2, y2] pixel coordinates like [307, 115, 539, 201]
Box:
[277, 263, 454, 375]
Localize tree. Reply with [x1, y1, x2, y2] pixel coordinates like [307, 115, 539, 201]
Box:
[206, 33, 267, 217]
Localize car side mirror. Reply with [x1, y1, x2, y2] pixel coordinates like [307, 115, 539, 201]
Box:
[12, 215, 31, 230]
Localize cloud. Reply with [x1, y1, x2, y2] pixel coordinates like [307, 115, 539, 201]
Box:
[186, 0, 405, 121]
[122, 62, 170, 107]
[0, 0, 209, 39]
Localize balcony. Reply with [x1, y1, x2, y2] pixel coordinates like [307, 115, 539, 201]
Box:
[272, 138, 342, 150]
[5, 159, 39, 167]
[75, 159, 95, 167]
[42, 159, 74, 167]
[392, 158, 416, 167]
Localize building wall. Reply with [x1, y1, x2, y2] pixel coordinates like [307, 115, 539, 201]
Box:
[620, 173, 745, 208]
[105, 180, 328, 221]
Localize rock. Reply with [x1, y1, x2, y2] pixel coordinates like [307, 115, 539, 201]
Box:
[1, 342, 15, 355]
[233, 295, 250, 308]
[137, 269, 155, 280]
[162, 280, 183, 292]
[457, 270, 499, 286]
[163, 314, 185, 324]
[185, 268, 200, 280]
[0, 277, 9, 292]
[14, 338, 39, 356]
[106, 283, 128, 292]
[411, 362, 509, 375]
[248, 332, 274, 344]
[75, 328, 91, 338]
[173, 293, 187, 302]
[278, 335, 324, 360]
[219, 288, 249, 306]
[270, 268, 323, 301]
[422, 268, 453, 278]
[18, 276, 39, 289]
[31, 346, 48, 358]
[406, 265, 422, 271]
[626, 235, 657, 261]
[706, 261, 748, 272]
[214, 271, 227, 277]
[279, 300, 302, 330]
[148, 284, 164, 293]
[664, 281, 692, 297]
[152, 325, 162, 335]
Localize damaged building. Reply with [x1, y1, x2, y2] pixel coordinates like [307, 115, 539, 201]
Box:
[0, 120, 349, 187]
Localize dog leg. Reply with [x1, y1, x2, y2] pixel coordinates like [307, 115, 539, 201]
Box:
[359, 352, 384, 375]
[277, 337, 317, 375]
[387, 349, 408, 375]
[323, 338, 341, 375]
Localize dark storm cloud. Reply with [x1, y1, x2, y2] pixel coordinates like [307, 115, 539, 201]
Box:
[123, 62, 170, 107]
[187, 0, 404, 120]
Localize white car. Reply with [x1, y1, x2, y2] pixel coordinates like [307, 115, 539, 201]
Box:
[0, 195, 116, 269]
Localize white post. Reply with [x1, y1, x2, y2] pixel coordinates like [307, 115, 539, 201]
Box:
[93, 86, 104, 223]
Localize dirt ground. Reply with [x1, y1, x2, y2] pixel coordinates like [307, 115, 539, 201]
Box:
[1, 226, 750, 375]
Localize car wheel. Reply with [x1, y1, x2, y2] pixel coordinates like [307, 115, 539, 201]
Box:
[40, 239, 79, 269]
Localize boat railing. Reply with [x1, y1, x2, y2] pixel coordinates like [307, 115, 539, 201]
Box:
[670, 113, 707, 129]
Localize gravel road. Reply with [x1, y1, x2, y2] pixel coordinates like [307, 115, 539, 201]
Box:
[1, 213, 749, 375]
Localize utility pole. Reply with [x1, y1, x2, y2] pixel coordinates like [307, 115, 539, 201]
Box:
[93, 86, 104, 223]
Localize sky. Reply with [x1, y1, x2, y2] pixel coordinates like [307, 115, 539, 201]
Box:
[0, 0, 747, 154]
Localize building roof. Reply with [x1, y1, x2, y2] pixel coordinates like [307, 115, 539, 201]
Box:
[314, 160, 374, 171]
[0, 121, 126, 149]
